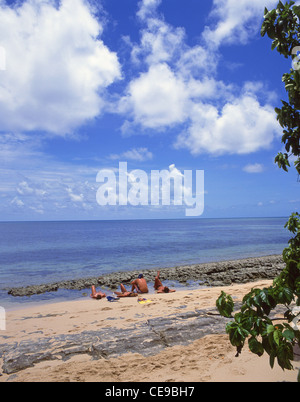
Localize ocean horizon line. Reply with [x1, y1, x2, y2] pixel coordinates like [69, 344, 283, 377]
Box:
[0, 215, 290, 224]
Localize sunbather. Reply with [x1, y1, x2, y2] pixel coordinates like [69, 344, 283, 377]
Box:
[90, 285, 106, 299]
[154, 271, 176, 293]
[131, 273, 148, 293]
[114, 283, 138, 297]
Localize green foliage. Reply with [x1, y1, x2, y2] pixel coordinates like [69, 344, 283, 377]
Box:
[216, 2, 300, 376]
[217, 263, 300, 370]
[261, 1, 300, 59]
[216, 291, 234, 318]
[217, 214, 300, 372]
[262, 1, 300, 175]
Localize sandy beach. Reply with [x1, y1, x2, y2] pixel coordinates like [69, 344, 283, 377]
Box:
[0, 279, 299, 382]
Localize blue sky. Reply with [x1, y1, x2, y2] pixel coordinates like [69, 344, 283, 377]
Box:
[0, 0, 299, 221]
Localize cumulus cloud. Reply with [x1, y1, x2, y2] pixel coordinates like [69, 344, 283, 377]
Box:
[175, 95, 280, 156]
[0, 0, 121, 135]
[131, 17, 186, 66]
[120, 63, 189, 129]
[203, 0, 278, 47]
[0, 0, 286, 220]
[118, 0, 280, 156]
[137, 0, 162, 21]
[119, 0, 217, 132]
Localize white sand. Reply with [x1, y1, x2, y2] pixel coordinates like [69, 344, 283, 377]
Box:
[0, 280, 299, 382]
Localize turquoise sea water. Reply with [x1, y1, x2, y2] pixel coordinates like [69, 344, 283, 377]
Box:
[0, 217, 290, 308]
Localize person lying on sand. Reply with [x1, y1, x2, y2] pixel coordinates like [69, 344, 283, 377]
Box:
[114, 283, 138, 297]
[154, 271, 176, 293]
[131, 274, 148, 293]
[90, 285, 106, 299]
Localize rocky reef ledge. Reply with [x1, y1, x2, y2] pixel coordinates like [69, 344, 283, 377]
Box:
[7, 255, 285, 297]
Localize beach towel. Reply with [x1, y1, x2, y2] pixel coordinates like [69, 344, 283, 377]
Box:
[106, 296, 120, 302]
[137, 297, 152, 304]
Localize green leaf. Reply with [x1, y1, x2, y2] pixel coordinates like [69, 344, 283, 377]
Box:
[262, 336, 273, 356]
[273, 329, 282, 346]
[216, 291, 234, 318]
[271, 39, 279, 50]
[269, 352, 276, 369]
[282, 329, 295, 341]
[248, 337, 264, 357]
[293, 5, 300, 19]
[261, 22, 268, 37]
[226, 321, 248, 348]
[277, 343, 294, 370]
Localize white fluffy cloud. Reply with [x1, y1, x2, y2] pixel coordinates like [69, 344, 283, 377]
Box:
[203, 0, 278, 47]
[131, 17, 186, 66]
[176, 95, 280, 155]
[120, 63, 189, 129]
[137, 0, 162, 21]
[0, 0, 283, 160]
[119, 0, 218, 132]
[118, 0, 280, 156]
[0, 0, 121, 135]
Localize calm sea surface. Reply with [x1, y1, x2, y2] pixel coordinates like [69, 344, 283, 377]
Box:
[0, 217, 290, 308]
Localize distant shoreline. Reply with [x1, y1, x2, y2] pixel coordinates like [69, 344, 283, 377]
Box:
[7, 254, 284, 297]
